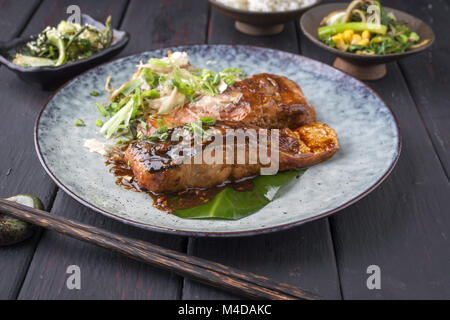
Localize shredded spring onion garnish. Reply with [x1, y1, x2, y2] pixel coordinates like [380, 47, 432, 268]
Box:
[183, 117, 216, 140]
[75, 118, 85, 127]
[94, 52, 245, 142]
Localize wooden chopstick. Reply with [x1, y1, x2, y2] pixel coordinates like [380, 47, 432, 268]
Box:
[0, 199, 322, 300]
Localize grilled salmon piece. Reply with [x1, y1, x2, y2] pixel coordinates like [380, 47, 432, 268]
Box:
[125, 121, 338, 194]
[145, 73, 316, 134]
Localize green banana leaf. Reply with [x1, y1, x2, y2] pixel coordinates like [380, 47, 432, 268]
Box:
[173, 169, 306, 220]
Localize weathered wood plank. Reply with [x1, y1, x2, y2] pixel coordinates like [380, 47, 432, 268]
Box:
[119, 0, 209, 56]
[205, 8, 299, 53]
[298, 0, 450, 299]
[0, 0, 41, 41]
[0, 0, 51, 301]
[19, 191, 185, 299]
[181, 8, 341, 300]
[183, 223, 341, 300]
[389, 0, 450, 178]
[18, 0, 210, 299]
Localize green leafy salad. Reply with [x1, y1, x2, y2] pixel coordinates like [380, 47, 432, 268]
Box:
[13, 16, 113, 67]
[94, 51, 246, 141]
[318, 0, 430, 55]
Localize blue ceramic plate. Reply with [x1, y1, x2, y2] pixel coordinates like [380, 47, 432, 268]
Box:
[35, 45, 401, 237]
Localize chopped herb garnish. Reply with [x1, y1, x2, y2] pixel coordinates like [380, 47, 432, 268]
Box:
[149, 133, 168, 141]
[110, 102, 119, 112]
[140, 120, 149, 131]
[200, 117, 215, 125]
[116, 139, 126, 145]
[141, 69, 158, 87]
[95, 120, 103, 127]
[142, 89, 160, 99]
[147, 125, 170, 141]
[96, 51, 244, 141]
[96, 102, 108, 117]
[222, 75, 235, 86]
[159, 132, 169, 140]
[155, 126, 169, 134]
[148, 58, 169, 67]
[184, 120, 212, 139]
[75, 118, 85, 127]
[90, 91, 100, 97]
[173, 69, 195, 100]
[100, 99, 135, 139]
[212, 73, 220, 85]
[120, 78, 142, 96]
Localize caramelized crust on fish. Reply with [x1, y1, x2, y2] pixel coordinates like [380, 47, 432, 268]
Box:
[146, 73, 316, 133]
[125, 121, 338, 194]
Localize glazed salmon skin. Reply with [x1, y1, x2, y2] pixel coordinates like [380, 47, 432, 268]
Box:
[125, 121, 339, 194]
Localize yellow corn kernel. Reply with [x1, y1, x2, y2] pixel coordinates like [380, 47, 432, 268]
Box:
[336, 40, 349, 51]
[351, 34, 362, 45]
[362, 30, 371, 40]
[357, 39, 370, 46]
[332, 33, 343, 43]
[343, 29, 354, 43]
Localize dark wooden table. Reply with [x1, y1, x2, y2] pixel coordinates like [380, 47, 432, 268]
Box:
[1, 0, 449, 300]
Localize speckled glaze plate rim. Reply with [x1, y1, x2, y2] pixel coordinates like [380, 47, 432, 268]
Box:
[34, 44, 402, 237]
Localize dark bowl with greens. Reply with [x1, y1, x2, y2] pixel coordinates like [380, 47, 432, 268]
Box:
[0, 14, 129, 89]
[300, 2, 435, 66]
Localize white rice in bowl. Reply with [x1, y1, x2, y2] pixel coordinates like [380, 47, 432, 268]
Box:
[216, 0, 316, 12]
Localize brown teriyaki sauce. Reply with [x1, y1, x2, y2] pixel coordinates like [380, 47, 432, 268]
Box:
[106, 143, 255, 214]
